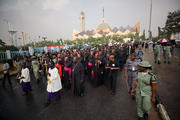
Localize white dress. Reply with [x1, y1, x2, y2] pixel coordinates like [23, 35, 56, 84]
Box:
[47, 67, 62, 92]
[20, 68, 31, 83]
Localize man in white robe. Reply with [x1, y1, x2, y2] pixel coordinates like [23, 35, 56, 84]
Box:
[20, 63, 32, 96]
[45, 61, 62, 106]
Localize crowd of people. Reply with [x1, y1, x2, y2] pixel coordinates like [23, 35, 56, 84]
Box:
[15, 44, 130, 98]
[2, 40, 175, 120]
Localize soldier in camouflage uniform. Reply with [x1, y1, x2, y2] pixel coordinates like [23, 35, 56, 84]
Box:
[164, 43, 172, 64]
[131, 61, 157, 120]
[154, 42, 161, 64]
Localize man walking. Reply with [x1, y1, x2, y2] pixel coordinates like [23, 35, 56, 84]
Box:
[154, 42, 161, 64]
[131, 61, 157, 120]
[2, 60, 12, 87]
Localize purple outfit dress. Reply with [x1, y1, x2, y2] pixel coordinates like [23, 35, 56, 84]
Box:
[22, 81, 31, 92]
[46, 90, 60, 100]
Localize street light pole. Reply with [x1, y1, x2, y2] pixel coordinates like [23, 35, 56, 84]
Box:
[149, 0, 152, 41]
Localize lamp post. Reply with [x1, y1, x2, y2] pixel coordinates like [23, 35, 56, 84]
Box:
[148, 0, 152, 41]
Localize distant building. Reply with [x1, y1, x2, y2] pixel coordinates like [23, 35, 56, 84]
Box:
[72, 11, 140, 40]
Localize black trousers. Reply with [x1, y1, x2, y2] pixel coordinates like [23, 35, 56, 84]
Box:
[110, 72, 117, 93]
[3, 73, 12, 86]
[80, 81, 85, 94]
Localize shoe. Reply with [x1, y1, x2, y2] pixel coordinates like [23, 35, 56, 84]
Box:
[168, 61, 171, 64]
[158, 61, 161, 64]
[164, 61, 166, 63]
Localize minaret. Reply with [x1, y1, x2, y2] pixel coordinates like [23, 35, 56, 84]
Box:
[80, 11, 85, 32]
[102, 7, 105, 23]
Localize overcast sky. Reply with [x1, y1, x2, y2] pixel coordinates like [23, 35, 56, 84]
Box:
[0, 0, 179, 44]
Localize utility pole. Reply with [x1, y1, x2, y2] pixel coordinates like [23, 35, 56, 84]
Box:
[149, 0, 152, 41]
[5, 20, 11, 45]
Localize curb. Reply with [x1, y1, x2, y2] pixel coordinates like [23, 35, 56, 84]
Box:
[155, 93, 171, 120]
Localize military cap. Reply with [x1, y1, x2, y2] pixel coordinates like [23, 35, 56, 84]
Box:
[138, 61, 152, 68]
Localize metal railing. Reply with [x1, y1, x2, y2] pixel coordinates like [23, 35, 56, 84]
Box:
[0, 51, 29, 60]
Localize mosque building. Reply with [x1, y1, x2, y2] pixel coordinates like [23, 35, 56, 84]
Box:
[72, 10, 140, 40]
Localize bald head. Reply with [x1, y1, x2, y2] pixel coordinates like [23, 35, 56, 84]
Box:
[110, 55, 115, 61]
[73, 57, 78, 63]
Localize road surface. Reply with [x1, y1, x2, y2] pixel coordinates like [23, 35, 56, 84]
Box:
[0, 69, 161, 120]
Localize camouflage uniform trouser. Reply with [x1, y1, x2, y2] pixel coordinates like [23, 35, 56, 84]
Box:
[164, 52, 171, 62]
[136, 92, 151, 117]
[156, 53, 161, 63]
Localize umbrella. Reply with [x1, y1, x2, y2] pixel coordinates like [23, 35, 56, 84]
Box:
[158, 38, 170, 43]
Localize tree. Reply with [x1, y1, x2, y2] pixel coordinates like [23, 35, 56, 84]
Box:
[141, 29, 146, 41]
[158, 27, 162, 39]
[57, 39, 62, 45]
[64, 40, 74, 45]
[163, 10, 180, 39]
[149, 31, 152, 41]
[152, 36, 158, 42]
[0, 39, 6, 47]
[57, 38, 64, 45]
[135, 27, 139, 41]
